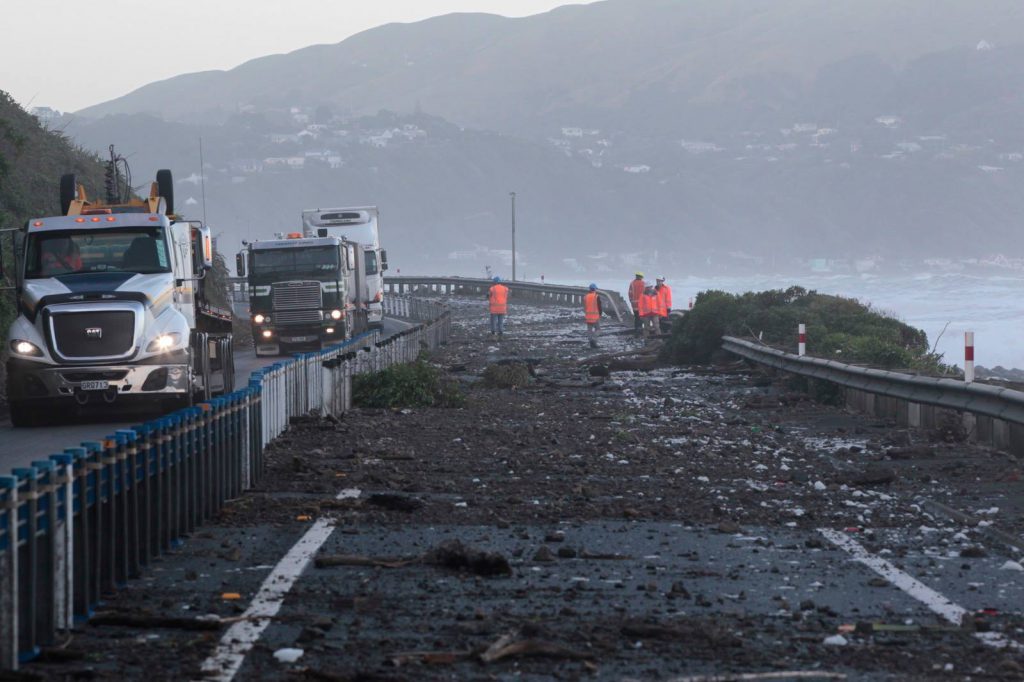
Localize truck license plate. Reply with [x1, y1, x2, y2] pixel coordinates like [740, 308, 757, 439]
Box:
[282, 336, 316, 343]
[81, 380, 110, 391]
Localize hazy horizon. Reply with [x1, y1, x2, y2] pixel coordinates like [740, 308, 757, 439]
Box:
[1, 0, 600, 112]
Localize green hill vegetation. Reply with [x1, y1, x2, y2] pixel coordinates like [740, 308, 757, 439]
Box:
[663, 286, 949, 373]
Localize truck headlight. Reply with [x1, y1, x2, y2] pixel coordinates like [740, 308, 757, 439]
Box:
[146, 333, 182, 352]
[262, 330, 273, 339]
[10, 340, 43, 357]
[329, 309, 342, 320]
[254, 314, 267, 324]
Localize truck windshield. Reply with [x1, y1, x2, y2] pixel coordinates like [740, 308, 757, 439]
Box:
[25, 227, 171, 278]
[252, 247, 339, 273]
[364, 249, 379, 276]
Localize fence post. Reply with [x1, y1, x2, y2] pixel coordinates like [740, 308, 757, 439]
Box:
[0, 476, 19, 670]
[798, 324, 806, 357]
[964, 331, 975, 383]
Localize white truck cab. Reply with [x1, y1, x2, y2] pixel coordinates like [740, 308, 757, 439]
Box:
[2, 169, 233, 426]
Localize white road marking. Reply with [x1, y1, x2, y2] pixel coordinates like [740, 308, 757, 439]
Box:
[819, 528, 1022, 651]
[199, 489, 361, 681]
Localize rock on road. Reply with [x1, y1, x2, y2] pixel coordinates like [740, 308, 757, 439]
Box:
[24, 300, 1024, 681]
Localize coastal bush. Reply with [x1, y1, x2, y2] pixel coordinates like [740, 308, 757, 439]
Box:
[662, 286, 947, 372]
[353, 355, 465, 408]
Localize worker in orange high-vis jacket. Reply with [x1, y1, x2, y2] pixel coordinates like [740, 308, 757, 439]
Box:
[655, 275, 673, 333]
[583, 283, 603, 348]
[628, 272, 645, 336]
[638, 285, 660, 340]
[487, 276, 509, 336]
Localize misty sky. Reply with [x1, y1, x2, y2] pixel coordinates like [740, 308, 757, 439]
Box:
[2, 0, 599, 112]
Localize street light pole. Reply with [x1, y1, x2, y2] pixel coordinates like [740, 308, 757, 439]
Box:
[510, 191, 516, 281]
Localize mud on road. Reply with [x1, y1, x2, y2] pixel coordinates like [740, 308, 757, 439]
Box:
[27, 299, 1024, 681]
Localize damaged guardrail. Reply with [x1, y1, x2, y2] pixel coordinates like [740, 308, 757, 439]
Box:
[0, 298, 449, 669]
[722, 335, 1024, 452]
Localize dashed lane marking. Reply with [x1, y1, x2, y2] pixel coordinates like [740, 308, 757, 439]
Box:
[819, 528, 1022, 651]
[199, 488, 362, 681]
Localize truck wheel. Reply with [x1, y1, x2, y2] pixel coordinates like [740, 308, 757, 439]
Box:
[60, 174, 77, 215]
[8, 402, 39, 428]
[156, 169, 174, 214]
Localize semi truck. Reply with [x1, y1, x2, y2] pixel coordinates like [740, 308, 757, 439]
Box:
[1, 168, 233, 426]
[236, 233, 364, 356]
[301, 207, 387, 329]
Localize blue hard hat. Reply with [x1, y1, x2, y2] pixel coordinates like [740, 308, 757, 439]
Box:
[492, 276, 501, 282]
[589, 283, 598, 290]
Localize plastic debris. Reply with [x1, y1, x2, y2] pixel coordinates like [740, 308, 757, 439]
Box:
[221, 593, 242, 600]
[296, 515, 312, 521]
[823, 634, 848, 646]
[273, 648, 304, 663]
[999, 560, 1023, 571]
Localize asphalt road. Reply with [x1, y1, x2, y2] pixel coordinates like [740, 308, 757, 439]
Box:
[0, 318, 412, 474]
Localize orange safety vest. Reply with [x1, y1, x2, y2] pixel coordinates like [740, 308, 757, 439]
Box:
[488, 284, 509, 314]
[583, 291, 601, 324]
[639, 292, 658, 317]
[628, 278, 645, 306]
[656, 284, 672, 317]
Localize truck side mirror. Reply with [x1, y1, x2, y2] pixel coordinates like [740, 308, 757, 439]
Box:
[236, 252, 247, 278]
[380, 249, 388, 272]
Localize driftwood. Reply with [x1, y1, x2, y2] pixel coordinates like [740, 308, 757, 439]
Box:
[480, 633, 589, 663]
[89, 612, 222, 631]
[390, 650, 473, 666]
[666, 673, 846, 682]
[314, 554, 417, 569]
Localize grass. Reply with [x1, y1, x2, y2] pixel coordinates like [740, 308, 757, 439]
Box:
[353, 354, 465, 408]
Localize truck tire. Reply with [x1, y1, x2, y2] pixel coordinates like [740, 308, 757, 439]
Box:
[60, 173, 77, 215]
[8, 401, 39, 428]
[156, 169, 174, 215]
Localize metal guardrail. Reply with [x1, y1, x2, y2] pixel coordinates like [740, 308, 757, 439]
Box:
[0, 302, 450, 669]
[722, 336, 1024, 426]
[384, 275, 630, 323]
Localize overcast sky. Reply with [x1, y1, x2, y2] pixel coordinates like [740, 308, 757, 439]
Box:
[2, 0, 599, 112]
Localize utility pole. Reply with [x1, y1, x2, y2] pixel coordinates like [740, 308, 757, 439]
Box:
[510, 191, 517, 281]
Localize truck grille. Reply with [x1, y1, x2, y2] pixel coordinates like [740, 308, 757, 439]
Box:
[273, 309, 322, 324]
[272, 282, 321, 311]
[51, 311, 135, 359]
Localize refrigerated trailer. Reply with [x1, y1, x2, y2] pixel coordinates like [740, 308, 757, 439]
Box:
[301, 206, 387, 328]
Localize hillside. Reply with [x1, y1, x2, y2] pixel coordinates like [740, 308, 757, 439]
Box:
[77, 0, 1024, 137]
[63, 0, 1024, 277]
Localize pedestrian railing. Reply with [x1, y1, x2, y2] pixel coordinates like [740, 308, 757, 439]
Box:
[0, 298, 450, 669]
[722, 335, 1024, 455]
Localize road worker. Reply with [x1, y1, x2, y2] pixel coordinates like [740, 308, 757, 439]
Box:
[655, 276, 672, 333]
[487, 275, 509, 336]
[628, 272, 645, 336]
[638, 285, 660, 340]
[583, 283, 602, 348]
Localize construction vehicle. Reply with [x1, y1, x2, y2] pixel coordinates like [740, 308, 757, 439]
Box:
[236, 233, 361, 356]
[301, 207, 387, 328]
[1, 160, 233, 426]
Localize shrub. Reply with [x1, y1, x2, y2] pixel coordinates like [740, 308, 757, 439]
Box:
[662, 287, 947, 372]
[481, 363, 531, 389]
[353, 355, 465, 408]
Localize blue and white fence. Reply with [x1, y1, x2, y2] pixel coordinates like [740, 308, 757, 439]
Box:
[0, 297, 450, 669]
